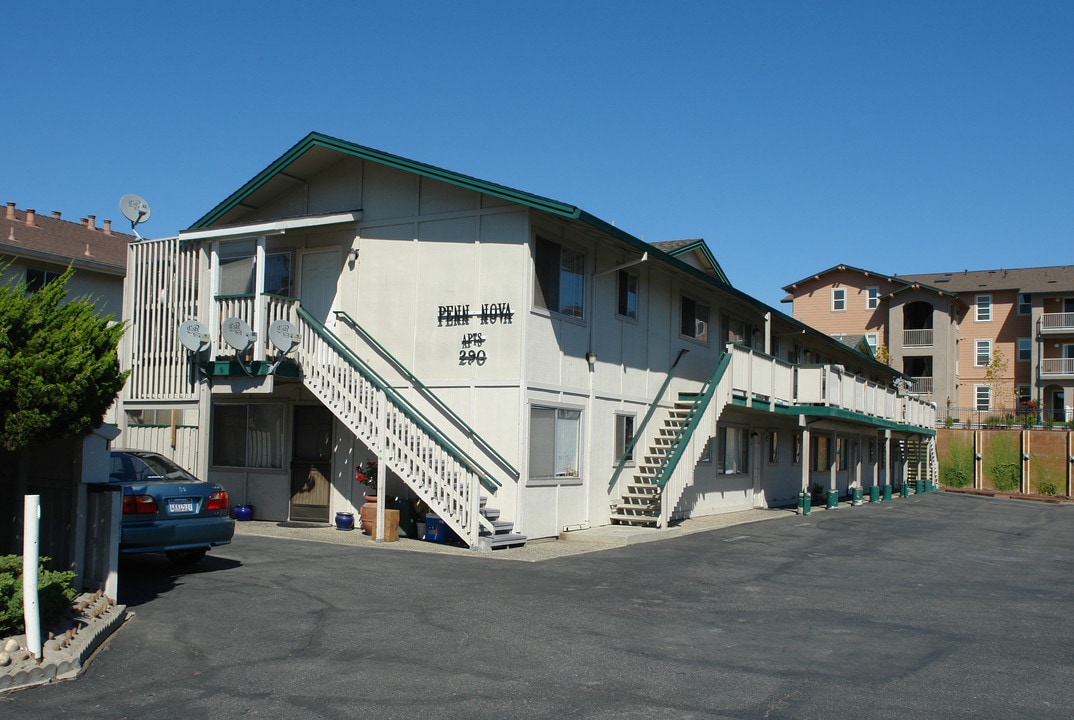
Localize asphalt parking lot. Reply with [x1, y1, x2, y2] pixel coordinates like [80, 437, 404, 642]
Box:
[3, 491, 1072, 719]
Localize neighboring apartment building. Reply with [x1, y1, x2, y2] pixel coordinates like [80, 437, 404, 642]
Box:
[117, 133, 936, 548]
[1, 201, 134, 586]
[782, 264, 1074, 423]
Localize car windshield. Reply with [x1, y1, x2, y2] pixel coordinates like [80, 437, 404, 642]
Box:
[112, 452, 200, 484]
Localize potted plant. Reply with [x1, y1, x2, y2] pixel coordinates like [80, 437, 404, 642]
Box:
[356, 460, 379, 535]
[355, 459, 378, 500]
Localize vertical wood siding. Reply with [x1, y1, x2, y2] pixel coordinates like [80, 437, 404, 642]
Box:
[126, 238, 201, 400]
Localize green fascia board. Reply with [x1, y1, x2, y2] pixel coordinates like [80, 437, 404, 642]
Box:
[729, 396, 935, 436]
[660, 238, 730, 284]
[190, 132, 898, 380]
[190, 131, 582, 230]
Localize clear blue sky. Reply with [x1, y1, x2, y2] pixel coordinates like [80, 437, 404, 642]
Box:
[4, 0, 1072, 308]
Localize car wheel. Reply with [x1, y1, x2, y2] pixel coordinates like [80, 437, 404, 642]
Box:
[166, 548, 208, 565]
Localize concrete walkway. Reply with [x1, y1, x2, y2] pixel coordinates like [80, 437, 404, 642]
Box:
[231, 506, 800, 562]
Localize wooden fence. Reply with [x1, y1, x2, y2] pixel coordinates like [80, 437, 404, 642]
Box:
[936, 428, 1073, 497]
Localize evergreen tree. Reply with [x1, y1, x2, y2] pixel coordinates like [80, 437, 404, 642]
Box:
[0, 267, 128, 451]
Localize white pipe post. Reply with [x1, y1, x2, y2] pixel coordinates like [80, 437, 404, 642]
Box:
[22, 494, 42, 659]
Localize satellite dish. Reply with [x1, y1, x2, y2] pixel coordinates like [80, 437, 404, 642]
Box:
[119, 194, 151, 227]
[221, 317, 255, 352]
[178, 319, 211, 353]
[268, 320, 301, 354]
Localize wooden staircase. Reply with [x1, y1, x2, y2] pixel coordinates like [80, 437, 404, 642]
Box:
[609, 396, 705, 527]
[477, 497, 527, 549]
[290, 303, 525, 549]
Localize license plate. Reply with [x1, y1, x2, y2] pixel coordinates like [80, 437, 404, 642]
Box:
[168, 501, 195, 514]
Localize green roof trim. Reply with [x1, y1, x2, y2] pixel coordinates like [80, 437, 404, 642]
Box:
[190, 131, 582, 230]
[188, 132, 904, 381]
[730, 396, 935, 436]
[660, 239, 730, 284]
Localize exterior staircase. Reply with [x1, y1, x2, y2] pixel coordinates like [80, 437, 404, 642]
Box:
[610, 399, 697, 527]
[477, 497, 527, 549]
[903, 437, 940, 490]
[286, 302, 524, 550]
[609, 353, 732, 528]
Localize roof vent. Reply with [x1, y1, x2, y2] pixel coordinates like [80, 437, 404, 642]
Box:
[24, 209, 35, 226]
[5, 202, 16, 220]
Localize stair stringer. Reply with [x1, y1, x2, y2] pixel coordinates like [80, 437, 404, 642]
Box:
[657, 367, 734, 526]
[291, 308, 499, 548]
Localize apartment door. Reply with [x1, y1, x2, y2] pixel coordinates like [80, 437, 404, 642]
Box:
[289, 405, 333, 522]
[299, 249, 339, 325]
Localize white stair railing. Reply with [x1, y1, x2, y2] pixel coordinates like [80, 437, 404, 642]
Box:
[287, 302, 496, 548]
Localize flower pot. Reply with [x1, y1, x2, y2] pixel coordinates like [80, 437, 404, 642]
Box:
[234, 504, 253, 521]
[359, 499, 377, 535]
[334, 511, 355, 531]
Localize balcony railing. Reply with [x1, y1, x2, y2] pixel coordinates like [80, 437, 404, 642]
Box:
[1041, 358, 1074, 376]
[1040, 312, 1074, 332]
[728, 346, 936, 429]
[908, 376, 933, 396]
[903, 328, 934, 347]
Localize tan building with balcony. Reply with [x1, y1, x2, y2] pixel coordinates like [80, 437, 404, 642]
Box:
[782, 264, 1074, 424]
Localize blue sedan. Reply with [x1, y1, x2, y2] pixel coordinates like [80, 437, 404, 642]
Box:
[110, 450, 235, 565]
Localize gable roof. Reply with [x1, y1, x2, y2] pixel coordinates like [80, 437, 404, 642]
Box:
[651, 239, 729, 284]
[1, 203, 134, 275]
[899, 265, 1074, 294]
[189, 132, 905, 380]
[782, 262, 966, 308]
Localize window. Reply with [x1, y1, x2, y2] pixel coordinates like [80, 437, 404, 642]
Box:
[25, 268, 61, 293]
[975, 385, 991, 411]
[812, 435, 830, 472]
[1016, 385, 1031, 405]
[975, 294, 992, 321]
[126, 408, 193, 426]
[975, 339, 992, 367]
[219, 239, 257, 295]
[616, 270, 638, 320]
[529, 406, 581, 480]
[1018, 293, 1032, 315]
[1017, 337, 1032, 362]
[264, 252, 293, 296]
[534, 236, 584, 319]
[866, 287, 879, 310]
[725, 316, 749, 346]
[680, 295, 710, 342]
[614, 414, 635, 465]
[832, 288, 846, 312]
[837, 437, 848, 471]
[718, 426, 749, 475]
[767, 431, 779, 464]
[865, 333, 879, 353]
[211, 403, 284, 468]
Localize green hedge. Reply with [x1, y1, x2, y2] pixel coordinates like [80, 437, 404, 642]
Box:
[0, 555, 77, 636]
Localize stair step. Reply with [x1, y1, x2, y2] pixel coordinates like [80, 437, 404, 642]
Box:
[610, 513, 658, 526]
[481, 506, 500, 521]
[482, 532, 527, 550]
[479, 519, 514, 536]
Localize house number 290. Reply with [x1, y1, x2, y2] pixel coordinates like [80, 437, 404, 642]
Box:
[459, 349, 487, 365]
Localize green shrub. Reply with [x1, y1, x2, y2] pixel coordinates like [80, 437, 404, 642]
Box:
[940, 436, 974, 488]
[986, 435, 1021, 492]
[0, 555, 77, 636]
[1036, 478, 1059, 496]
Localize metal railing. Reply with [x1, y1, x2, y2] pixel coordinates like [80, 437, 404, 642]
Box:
[903, 328, 934, 347]
[1041, 358, 1074, 376]
[1040, 312, 1074, 331]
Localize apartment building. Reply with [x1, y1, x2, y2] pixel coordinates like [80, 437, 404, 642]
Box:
[782, 264, 1074, 423]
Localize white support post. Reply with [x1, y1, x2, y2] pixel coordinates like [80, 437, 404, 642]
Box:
[375, 395, 386, 543]
[22, 495, 42, 660]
